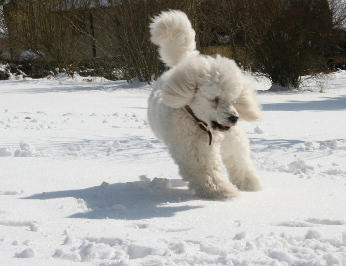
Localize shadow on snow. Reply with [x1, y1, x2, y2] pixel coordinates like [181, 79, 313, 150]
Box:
[23, 179, 201, 220]
[1, 79, 150, 94]
[262, 95, 346, 111]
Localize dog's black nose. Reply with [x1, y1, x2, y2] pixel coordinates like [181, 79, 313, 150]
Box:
[228, 115, 239, 124]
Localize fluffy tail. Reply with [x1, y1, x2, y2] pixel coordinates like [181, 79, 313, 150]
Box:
[150, 10, 197, 68]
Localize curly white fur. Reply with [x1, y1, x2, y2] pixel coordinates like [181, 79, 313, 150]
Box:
[148, 10, 263, 198]
[150, 10, 198, 67]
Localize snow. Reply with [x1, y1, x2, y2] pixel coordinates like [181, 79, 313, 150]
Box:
[0, 70, 346, 265]
[19, 50, 39, 61]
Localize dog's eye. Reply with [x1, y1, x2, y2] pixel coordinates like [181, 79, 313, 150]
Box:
[210, 97, 220, 108]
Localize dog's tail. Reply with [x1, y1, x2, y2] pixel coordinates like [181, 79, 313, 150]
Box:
[150, 10, 197, 68]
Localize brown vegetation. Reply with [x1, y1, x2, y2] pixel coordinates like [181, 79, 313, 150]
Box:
[1, 0, 345, 88]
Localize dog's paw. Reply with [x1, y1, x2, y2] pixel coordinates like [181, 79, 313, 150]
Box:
[235, 175, 262, 191]
[194, 183, 240, 199]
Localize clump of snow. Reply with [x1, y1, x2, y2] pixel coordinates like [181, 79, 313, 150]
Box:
[254, 125, 264, 134]
[14, 141, 35, 157]
[19, 50, 39, 60]
[28, 222, 39, 232]
[63, 235, 74, 245]
[127, 177, 172, 191]
[139, 175, 150, 181]
[305, 229, 323, 239]
[76, 198, 89, 211]
[320, 140, 338, 149]
[324, 168, 346, 176]
[100, 181, 110, 188]
[200, 243, 224, 255]
[287, 159, 315, 175]
[0, 221, 38, 231]
[169, 241, 187, 254]
[67, 144, 82, 152]
[0, 190, 22, 195]
[127, 244, 154, 259]
[268, 249, 293, 264]
[275, 159, 316, 176]
[150, 177, 172, 189]
[0, 147, 13, 157]
[15, 248, 37, 258]
[304, 141, 319, 150]
[234, 231, 247, 240]
[53, 249, 81, 262]
[78, 241, 121, 261]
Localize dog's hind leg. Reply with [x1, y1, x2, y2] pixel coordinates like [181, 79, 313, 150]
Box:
[221, 126, 262, 191]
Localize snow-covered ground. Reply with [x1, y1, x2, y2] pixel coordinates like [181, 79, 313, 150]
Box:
[0, 71, 346, 265]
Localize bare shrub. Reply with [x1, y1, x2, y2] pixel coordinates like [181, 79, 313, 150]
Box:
[2, 0, 345, 84]
[2, 0, 88, 74]
[87, 0, 196, 82]
[197, 0, 344, 90]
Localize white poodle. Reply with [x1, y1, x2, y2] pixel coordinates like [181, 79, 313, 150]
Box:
[147, 10, 262, 199]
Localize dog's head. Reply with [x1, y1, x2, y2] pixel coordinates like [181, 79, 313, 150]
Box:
[160, 54, 262, 131]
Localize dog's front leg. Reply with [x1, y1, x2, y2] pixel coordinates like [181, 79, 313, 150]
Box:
[221, 126, 262, 191]
[169, 141, 240, 199]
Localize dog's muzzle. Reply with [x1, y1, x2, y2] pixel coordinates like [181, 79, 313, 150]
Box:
[212, 115, 238, 131]
[228, 114, 239, 124]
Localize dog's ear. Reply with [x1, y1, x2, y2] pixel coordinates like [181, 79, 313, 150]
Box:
[161, 65, 196, 108]
[232, 83, 262, 122]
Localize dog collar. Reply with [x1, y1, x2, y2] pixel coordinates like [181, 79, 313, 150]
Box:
[185, 105, 212, 145]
